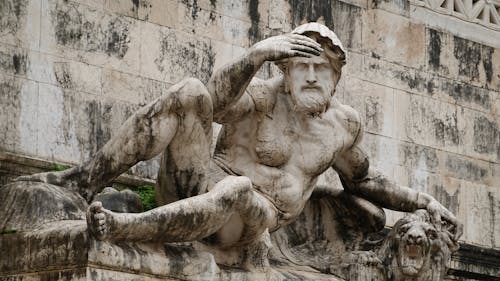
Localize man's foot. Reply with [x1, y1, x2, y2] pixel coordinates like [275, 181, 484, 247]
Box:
[15, 166, 82, 189]
[86, 201, 116, 241]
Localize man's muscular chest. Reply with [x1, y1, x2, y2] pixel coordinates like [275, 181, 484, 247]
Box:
[254, 110, 347, 175]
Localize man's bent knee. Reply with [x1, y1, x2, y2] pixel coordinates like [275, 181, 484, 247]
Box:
[213, 176, 253, 203]
[174, 78, 212, 114]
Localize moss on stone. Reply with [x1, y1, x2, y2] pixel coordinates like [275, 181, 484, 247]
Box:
[132, 184, 157, 211]
[51, 163, 70, 171]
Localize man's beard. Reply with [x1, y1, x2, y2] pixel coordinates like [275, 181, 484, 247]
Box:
[290, 88, 332, 116]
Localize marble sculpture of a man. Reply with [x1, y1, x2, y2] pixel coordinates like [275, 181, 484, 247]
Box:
[18, 22, 461, 270]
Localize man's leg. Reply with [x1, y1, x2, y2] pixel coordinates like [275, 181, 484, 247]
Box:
[17, 78, 213, 201]
[87, 176, 277, 244]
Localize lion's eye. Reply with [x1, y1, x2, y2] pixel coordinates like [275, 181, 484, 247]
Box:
[399, 225, 410, 235]
[426, 229, 437, 240]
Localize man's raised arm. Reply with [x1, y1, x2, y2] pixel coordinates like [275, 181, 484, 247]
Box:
[207, 34, 323, 119]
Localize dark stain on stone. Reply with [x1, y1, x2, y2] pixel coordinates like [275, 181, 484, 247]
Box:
[210, 0, 217, 8]
[428, 29, 441, 71]
[441, 81, 491, 110]
[371, 0, 409, 14]
[488, 192, 496, 246]
[12, 54, 24, 74]
[331, 0, 361, 49]
[433, 113, 459, 145]
[482, 45, 493, 84]
[369, 63, 380, 70]
[0, 0, 28, 35]
[155, 31, 215, 84]
[54, 5, 83, 47]
[473, 116, 499, 156]
[0, 79, 21, 150]
[396, 70, 435, 95]
[453, 36, 481, 81]
[54, 63, 74, 89]
[106, 18, 130, 58]
[190, 0, 199, 20]
[0, 49, 28, 75]
[365, 96, 381, 132]
[288, 0, 334, 30]
[402, 144, 439, 171]
[445, 155, 488, 182]
[371, 52, 381, 59]
[52, 2, 130, 59]
[131, 0, 139, 11]
[429, 184, 458, 215]
[248, 0, 261, 44]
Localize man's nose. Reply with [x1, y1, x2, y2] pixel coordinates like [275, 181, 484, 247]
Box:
[306, 65, 317, 84]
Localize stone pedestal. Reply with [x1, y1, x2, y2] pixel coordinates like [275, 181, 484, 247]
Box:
[0, 220, 343, 281]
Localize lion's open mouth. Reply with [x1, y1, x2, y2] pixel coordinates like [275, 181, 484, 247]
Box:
[398, 243, 425, 275]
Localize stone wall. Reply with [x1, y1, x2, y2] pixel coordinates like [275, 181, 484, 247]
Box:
[0, 0, 498, 269]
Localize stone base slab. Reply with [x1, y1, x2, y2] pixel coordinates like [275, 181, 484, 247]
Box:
[0, 220, 343, 281]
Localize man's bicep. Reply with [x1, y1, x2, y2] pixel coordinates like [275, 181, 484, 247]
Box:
[213, 91, 255, 123]
[333, 145, 370, 182]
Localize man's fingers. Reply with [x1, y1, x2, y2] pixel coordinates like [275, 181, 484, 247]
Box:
[290, 44, 322, 56]
[289, 34, 322, 48]
[288, 50, 314, 58]
[290, 38, 323, 52]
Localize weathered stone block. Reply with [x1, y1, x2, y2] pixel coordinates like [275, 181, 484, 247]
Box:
[0, 43, 29, 78]
[140, 23, 215, 84]
[285, 0, 338, 33]
[359, 132, 398, 175]
[362, 10, 425, 67]
[0, 0, 41, 51]
[406, 94, 462, 153]
[98, 98, 139, 148]
[363, 56, 436, 96]
[426, 28, 498, 89]
[40, 0, 141, 74]
[459, 181, 498, 247]
[101, 69, 166, 106]
[36, 84, 102, 163]
[177, 2, 257, 47]
[331, 0, 364, 51]
[433, 76, 493, 114]
[344, 77, 395, 137]
[370, 0, 410, 17]
[458, 108, 500, 163]
[0, 74, 38, 156]
[397, 142, 440, 174]
[32, 55, 102, 95]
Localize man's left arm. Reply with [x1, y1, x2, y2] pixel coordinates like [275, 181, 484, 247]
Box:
[333, 122, 463, 239]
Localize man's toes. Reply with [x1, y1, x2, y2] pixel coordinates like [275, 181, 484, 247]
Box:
[89, 201, 103, 213]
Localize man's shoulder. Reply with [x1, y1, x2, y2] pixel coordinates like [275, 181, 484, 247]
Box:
[247, 77, 283, 112]
[327, 98, 362, 138]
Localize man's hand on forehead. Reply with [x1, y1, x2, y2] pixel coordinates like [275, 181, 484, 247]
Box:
[249, 33, 323, 64]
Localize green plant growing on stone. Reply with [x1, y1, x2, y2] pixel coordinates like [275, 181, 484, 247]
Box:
[0, 229, 17, 235]
[51, 163, 70, 172]
[132, 184, 157, 211]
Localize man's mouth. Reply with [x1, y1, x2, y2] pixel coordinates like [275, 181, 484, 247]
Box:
[301, 86, 321, 91]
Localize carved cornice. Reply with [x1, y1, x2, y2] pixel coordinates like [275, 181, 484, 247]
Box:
[411, 0, 500, 31]
[448, 243, 500, 280]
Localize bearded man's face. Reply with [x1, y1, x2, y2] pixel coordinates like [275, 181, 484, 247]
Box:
[286, 52, 339, 116]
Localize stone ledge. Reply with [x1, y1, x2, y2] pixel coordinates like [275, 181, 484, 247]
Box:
[0, 219, 344, 281]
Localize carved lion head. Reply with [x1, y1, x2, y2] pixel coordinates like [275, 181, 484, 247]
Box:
[378, 210, 458, 281]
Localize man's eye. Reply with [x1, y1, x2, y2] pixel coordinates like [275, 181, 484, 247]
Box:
[315, 64, 330, 71]
[294, 63, 308, 70]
